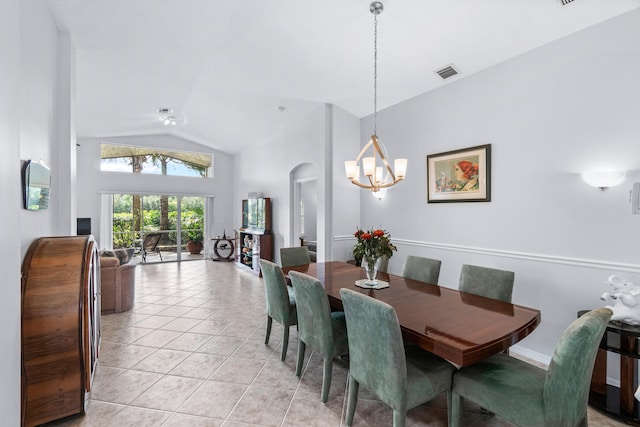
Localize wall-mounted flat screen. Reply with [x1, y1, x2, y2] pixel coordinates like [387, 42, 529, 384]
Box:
[22, 160, 51, 211]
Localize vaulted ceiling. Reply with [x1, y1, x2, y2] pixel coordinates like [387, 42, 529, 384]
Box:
[46, 0, 640, 154]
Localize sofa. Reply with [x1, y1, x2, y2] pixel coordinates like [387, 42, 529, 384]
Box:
[100, 249, 136, 314]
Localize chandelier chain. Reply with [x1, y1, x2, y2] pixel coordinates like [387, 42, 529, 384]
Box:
[373, 11, 378, 137]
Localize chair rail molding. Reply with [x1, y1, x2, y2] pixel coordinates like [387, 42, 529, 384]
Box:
[334, 235, 640, 274]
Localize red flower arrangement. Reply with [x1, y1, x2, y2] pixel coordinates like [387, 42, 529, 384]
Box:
[352, 227, 397, 266]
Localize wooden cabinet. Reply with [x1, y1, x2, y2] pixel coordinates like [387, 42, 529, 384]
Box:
[581, 310, 640, 425]
[236, 230, 273, 276]
[21, 236, 101, 427]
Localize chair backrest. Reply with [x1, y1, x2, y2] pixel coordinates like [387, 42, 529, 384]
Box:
[340, 288, 407, 409]
[289, 271, 335, 358]
[543, 307, 612, 426]
[259, 259, 294, 324]
[376, 255, 389, 273]
[143, 233, 162, 251]
[401, 255, 442, 284]
[280, 246, 311, 268]
[459, 264, 514, 303]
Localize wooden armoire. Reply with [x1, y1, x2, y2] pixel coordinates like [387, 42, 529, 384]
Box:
[21, 236, 101, 427]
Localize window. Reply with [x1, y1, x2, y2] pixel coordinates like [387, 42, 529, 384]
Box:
[100, 143, 213, 178]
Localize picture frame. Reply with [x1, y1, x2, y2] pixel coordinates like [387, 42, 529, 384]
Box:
[426, 144, 491, 203]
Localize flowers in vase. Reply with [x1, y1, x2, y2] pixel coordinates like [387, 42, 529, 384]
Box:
[352, 227, 397, 266]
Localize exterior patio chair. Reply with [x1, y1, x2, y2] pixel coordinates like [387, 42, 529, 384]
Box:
[141, 232, 163, 263]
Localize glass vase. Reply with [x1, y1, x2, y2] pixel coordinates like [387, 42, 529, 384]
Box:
[362, 255, 380, 285]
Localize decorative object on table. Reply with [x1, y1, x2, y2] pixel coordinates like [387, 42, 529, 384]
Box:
[355, 279, 389, 290]
[600, 275, 640, 325]
[426, 144, 491, 203]
[344, 1, 407, 200]
[352, 227, 396, 285]
[211, 237, 235, 262]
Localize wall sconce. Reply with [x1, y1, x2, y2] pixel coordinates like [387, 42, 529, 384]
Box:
[581, 170, 625, 190]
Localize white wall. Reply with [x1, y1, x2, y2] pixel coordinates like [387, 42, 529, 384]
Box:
[19, 0, 60, 253]
[0, 0, 62, 423]
[233, 104, 361, 264]
[233, 105, 326, 263]
[76, 134, 234, 248]
[358, 9, 640, 363]
[0, 0, 21, 423]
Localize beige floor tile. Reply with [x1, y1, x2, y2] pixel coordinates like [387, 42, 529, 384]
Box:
[97, 342, 157, 369]
[131, 348, 192, 373]
[170, 352, 228, 378]
[159, 316, 204, 332]
[282, 390, 344, 427]
[130, 374, 204, 411]
[104, 405, 171, 426]
[164, 413, 225, 426]
[133, 329, 182, 347]
[90, 369, 163, 404]
[197, 335, 246, 356]
[164, 331, 213, 351]
[133, 314, 176, 329]
[178, 380, 248, 419]
[227, 385, 294, 426]
[209, 356, 267, 384]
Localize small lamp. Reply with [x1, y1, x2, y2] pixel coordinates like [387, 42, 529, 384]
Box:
[581, 170, 625, 190]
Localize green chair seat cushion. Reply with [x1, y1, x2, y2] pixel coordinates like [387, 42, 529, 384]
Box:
[453, 353, 547, 426]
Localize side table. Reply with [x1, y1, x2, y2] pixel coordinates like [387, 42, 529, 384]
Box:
[211, 237, 235, 262]
[579, 310, 640, 425]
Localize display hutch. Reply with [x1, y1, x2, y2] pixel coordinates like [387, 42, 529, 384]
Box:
[21, 236, 100, 427]
[236, 197, 273, 276]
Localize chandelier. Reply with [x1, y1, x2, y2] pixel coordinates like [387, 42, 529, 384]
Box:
[345, 1, 407, 196]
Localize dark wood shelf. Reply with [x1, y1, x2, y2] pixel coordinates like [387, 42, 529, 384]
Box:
[580, 310, 640, 425]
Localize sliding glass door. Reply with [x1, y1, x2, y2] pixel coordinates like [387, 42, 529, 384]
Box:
[111, 194, 205, 263]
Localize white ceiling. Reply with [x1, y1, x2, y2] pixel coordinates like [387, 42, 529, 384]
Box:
[46, 0, 640, 155]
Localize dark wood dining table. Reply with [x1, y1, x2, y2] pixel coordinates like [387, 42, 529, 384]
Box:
[283, 261, 541, 367]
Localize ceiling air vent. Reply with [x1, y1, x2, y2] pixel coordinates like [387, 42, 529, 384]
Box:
[560, 0, 575, 4]
[435, 64, 460, 80]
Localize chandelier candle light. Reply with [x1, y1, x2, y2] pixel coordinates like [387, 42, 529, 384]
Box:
[345, 1, 407, 197]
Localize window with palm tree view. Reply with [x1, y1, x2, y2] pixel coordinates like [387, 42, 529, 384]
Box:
[100, 142, 211, 262]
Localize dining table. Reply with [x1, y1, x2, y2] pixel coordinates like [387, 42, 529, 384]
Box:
[283, 261, 541, 367]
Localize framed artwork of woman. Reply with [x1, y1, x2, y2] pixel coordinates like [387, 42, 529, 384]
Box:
[426, 144, 491, 203]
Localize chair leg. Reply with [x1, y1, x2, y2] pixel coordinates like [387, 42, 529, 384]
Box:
[158, 249, 163, 261]
[449, 391, 462, 427]
[281, 324, 290, 361]
[321, 356, 333, 403]
[265, 316, 273, 344]
[296, 340, 306, 377]
[392, 410, 406, 427]
[345, 376, 359, 426]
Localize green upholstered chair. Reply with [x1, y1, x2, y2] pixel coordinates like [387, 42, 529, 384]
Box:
[340, 288, 455, 427]
[450, 307, 612, 427]
[289, 271, 349, 403]
[401, 255, 442, 284]
[259, 259, 297, 361]
[280, 246, 311, 268]
[377, 255, 390, 273]
[459, 264, 514, 303]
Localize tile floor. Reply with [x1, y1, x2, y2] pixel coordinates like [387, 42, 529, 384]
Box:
[48, 260, 626, 426]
